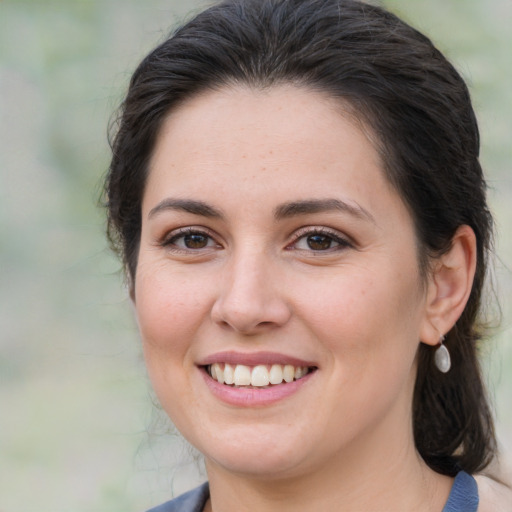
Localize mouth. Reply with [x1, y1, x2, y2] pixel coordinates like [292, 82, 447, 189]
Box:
[203, 363, 317, 388]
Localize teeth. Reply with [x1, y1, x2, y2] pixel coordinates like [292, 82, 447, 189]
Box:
[283, 364, 295, 383]
[269, 364, 284, 384]
[251, 365, 270, 387]
[224, 363, 234, 385]
[212, 363, 224, 384]
[234, 364, 252, 386]
[294, 366, 306, 379]
[208, 363, 310, 387]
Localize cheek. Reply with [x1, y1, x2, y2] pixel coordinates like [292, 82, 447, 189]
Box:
[134, 266, 211, 355]
[134, 268, 211, 417]
[292, 264, 423, 365]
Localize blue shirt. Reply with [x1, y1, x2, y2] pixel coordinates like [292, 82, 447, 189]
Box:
[146, 471, 479, 512]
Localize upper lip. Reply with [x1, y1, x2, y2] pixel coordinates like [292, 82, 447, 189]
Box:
[198, 351, 318, 368]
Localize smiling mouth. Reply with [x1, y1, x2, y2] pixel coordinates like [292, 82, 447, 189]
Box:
[205, 363, 316, 388]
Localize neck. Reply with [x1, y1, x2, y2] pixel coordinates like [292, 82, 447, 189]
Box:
[204, 408, 453, 512]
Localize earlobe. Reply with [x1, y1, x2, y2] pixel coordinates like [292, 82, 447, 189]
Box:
[420, 225, 477, 346]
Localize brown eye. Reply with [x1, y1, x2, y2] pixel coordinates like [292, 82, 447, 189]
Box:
[306, 234, 333, 250]
[290, 228, 351, 253]
[183, 233, 209, 249]
[163, 228, 219, 251]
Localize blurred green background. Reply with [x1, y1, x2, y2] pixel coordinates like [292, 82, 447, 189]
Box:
[0, 0, 511, 511]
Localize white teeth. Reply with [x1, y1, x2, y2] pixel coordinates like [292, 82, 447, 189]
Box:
[251, 365, 270, 387]
[269, 364, 284, 384]
[212, 363, 224, 384]
[224, 363, 234, 385]
[208, 363, 311, 387]
[234, 364, 252, 386]
[283, 364, 295, 383]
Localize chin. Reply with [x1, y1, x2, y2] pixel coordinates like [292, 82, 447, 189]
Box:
[188, 422, 317, 479]
[206, 449, 309, 480]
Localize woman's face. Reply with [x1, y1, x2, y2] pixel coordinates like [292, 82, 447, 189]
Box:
[135, 85, 432, 480]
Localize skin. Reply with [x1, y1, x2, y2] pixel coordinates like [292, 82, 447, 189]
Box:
[134, 85, 477, 511]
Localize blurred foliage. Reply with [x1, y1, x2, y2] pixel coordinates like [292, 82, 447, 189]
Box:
[0, 0, 511, 511]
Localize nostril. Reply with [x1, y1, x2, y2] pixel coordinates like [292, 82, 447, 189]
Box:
[210, 271, 292, 332]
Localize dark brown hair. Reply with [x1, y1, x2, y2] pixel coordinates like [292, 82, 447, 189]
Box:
[105, 0, 496, 475]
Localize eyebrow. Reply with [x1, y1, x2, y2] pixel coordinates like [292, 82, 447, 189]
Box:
[147, 197, 375, 224]
[148, 198, 224, 219]
[274, 198, 375, 223]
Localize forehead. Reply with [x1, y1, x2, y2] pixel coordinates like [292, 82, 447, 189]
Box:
[154, 84, 378, 150]
[148, 86, 381, 183]
[143, 84, 408, 228]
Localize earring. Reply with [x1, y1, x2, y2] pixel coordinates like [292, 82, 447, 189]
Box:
[434, 335, 451, 373]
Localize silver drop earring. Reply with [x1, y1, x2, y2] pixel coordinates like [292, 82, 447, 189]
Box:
[434, 335, 451, 373]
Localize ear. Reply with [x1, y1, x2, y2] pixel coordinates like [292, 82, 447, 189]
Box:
[127, 268, 136, 303]
[420, 225, 477, 346]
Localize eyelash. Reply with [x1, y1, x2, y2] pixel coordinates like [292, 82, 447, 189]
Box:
[287, 227, 352, 253]
[161, 227, 221, 253]
[160, 226, 352, 254]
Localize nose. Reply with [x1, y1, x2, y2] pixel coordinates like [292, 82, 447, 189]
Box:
[211, 252, 292, 334]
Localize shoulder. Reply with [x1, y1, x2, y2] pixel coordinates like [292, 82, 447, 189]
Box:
[474, 474, 512, 512]
[145, 482, 210, 512]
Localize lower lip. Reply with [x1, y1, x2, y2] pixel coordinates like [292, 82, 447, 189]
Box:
[200, 368, 315, 407]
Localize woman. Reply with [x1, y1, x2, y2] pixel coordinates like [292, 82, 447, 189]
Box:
[105, 0, 510, 510]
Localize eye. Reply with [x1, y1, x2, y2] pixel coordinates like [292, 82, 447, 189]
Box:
[289, 228, 352, 252]
[162, 227, 220, 252]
